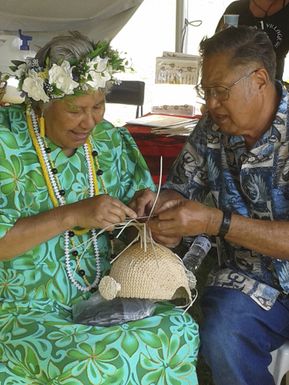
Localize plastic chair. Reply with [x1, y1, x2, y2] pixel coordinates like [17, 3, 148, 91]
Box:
[106, 80, 145, 118]
[269, 341, 289, 385]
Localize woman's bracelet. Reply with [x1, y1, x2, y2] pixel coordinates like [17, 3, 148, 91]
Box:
[218, 210, 232, 237]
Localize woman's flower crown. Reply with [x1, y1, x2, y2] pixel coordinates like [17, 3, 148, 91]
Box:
[10, 41, 129, 103]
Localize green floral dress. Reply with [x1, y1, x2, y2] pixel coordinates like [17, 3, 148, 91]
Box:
[0, 105, 199, 385]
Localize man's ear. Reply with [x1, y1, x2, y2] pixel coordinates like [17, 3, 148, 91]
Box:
[254, 68, 270, 91]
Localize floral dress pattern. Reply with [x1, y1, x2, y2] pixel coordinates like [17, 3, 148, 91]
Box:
[0, 105, 199, 385]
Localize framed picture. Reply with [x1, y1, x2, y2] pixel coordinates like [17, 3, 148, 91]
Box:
[155, 52, 200, 85]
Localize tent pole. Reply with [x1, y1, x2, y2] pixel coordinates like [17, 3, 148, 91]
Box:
[175, 0, 188, 53]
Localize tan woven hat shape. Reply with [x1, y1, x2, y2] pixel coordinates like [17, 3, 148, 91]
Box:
[98, 240, 192, 304]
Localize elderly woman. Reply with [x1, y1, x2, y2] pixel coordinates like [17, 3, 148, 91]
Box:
[0, 31, 199, 384]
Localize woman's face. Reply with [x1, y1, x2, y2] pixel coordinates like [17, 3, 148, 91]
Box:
[44, 91, 105, 155]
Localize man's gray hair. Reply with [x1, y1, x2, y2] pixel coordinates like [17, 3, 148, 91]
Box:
[199, 26, 276, 81]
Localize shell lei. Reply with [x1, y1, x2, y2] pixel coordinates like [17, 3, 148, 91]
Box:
[26, 108, 103, 292]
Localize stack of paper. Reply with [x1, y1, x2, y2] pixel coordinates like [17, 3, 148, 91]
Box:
[126, 114, 199, 136]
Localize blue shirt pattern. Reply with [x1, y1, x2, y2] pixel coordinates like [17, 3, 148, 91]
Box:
[164, 83, 289, 310]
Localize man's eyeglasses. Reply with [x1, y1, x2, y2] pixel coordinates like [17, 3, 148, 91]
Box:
[195, 69, 259, 102]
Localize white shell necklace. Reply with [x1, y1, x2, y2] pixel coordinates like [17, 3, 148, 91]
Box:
[26, 108, 104, 292]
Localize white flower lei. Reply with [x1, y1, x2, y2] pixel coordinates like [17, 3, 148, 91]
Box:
[10, 41, 129, 103]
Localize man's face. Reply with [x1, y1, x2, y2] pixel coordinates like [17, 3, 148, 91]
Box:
[200, 53, 261, 138]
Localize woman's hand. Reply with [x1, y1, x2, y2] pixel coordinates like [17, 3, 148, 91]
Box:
[128, 188, 158, 217]
[70, 194, 137, 231]
[129, 188, 186, 217]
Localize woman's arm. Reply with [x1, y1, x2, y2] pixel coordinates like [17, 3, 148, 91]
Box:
[1, 205, 72, 260]
[0, 195, 137, 261]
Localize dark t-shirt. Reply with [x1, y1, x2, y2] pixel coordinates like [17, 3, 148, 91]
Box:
[217, 0, 289, 80]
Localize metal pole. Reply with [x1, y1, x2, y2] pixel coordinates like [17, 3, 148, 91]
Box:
[175, 0, 188, 53]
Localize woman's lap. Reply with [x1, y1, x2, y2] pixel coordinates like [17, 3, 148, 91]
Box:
[0, 302, 199, 385]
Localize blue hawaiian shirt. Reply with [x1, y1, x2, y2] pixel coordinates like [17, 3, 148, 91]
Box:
[163, 82, 289, 310]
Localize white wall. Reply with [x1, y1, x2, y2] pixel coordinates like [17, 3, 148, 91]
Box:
[106, 0, 289, 124]
[107, 0, 176, 124]
[106, 0, 234, 124]
[185, 0, 233, 54]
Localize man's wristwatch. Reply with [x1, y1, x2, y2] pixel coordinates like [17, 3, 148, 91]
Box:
[218, 210, 232, 237]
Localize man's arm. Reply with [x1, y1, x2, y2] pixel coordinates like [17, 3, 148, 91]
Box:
[226, 213, 289, 259]
[148, 199, 289, 260]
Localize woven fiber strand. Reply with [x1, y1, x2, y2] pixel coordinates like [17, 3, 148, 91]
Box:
[0, 80, 7, 103]
[99, 241, 192, 304]
[0, 87, 5, 102]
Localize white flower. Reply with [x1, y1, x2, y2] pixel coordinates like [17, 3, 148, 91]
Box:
[86, 57, 112, 89]
[48, 61, 78, 95]
[86, 70, 111, 89]
[88, 57, 109, 73]
[22, 72, 49, 103]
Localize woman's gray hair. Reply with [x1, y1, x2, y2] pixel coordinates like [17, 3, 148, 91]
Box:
[199, 26, 276, 81]
[34, 31, 111, 102]
[35, 31, 95, 67]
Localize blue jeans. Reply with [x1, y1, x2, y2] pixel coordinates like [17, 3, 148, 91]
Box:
[200, 287, 289, 385]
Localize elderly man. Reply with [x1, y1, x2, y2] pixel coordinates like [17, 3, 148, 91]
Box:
[130, 26, 289, 385]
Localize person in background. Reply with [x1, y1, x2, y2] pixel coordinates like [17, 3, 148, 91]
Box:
[0, 31, 199, 384]
[216, 0, 289, 82]
[130, 26, 289, 385]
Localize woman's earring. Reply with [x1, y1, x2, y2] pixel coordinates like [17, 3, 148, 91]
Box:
[39, 114, 45, 137]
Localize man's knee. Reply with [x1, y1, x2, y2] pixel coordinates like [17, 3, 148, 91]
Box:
[199, 287, 256, 356]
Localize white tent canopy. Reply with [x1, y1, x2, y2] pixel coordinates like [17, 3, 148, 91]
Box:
[0, 0, 143, 72]
[0, 0, 143, 40]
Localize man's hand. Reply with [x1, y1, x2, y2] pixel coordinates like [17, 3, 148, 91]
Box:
[148, 199, 222, 238]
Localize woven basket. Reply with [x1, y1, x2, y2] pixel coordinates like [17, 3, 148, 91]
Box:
[99, 239, 192, 304]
